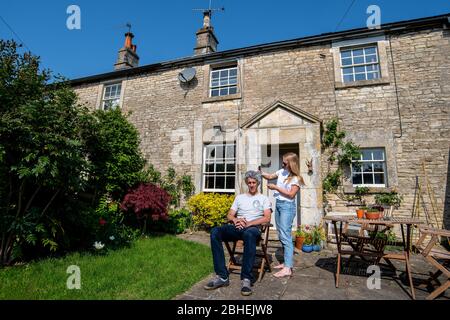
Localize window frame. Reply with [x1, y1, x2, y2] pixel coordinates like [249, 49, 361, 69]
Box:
[340, 45, 381, 83]
[209, 66, 239, 98]
[202, 142, 236, 193]
[101, 82, 122, 110]
[351, 148, 387, 188]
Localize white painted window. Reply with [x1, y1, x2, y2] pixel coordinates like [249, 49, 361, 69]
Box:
[102, 83, 122, 110]
[341, 46, 380, 83]
[203, 143, 236, 192]
[351, 148, 387, 187]
[210, 66, 238, 97]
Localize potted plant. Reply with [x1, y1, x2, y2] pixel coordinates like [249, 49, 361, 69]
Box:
[295, 225, 307, 250]
[302, 233, 314, 253]
[354, 186, 370, 218]
[311, 224, 327, 251]
[365, 207, 382, 220]
[369, 229, 396, 242]
[356, 206, 369, 219]
[374, 191, 403, 219]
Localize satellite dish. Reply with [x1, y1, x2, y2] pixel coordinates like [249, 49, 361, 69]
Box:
[178, 68, 196, 83]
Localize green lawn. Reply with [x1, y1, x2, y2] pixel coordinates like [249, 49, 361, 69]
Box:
[0, 235, 212, 300]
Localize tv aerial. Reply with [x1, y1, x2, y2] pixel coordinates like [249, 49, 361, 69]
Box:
[178, 67, 196, 84]
[193, 0, 225, 16]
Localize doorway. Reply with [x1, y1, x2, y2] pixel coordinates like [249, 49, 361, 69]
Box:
[260, 143, 300, 229]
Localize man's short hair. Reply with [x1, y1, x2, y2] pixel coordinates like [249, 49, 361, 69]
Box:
[244, 170, 262, 185]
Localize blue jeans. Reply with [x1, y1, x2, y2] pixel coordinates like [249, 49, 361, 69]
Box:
[210, 224, 261, 282]
[275, 199, 297, 268]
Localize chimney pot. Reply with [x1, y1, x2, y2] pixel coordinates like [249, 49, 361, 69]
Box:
[203, 10, 211, 28]
[124, 32, 134, 49]
[194, 10, 219, 55]
[114, 32, 139, 70]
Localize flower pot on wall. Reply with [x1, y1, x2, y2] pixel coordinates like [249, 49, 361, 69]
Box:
[295, 236, 305, 250]
[302, 244, 313, 253]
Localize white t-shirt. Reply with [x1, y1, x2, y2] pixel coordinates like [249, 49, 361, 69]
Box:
[273, 169, 300, 202]
[230, 193, 272, 222]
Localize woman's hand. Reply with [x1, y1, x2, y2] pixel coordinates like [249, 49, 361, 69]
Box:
[267, 183, 278, 191]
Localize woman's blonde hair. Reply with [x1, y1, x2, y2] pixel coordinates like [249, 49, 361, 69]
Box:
[283, 152, 305, 186]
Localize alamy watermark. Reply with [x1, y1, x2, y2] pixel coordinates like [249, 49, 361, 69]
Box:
[66, 265, 81, 289]
[366, 265, 381, 290]
[367, 5, 381, 30]
[66, 5, 81, 30]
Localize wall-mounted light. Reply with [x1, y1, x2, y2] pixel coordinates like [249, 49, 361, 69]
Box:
[213, 125, 223, 136]
[305, 158, 313, 175]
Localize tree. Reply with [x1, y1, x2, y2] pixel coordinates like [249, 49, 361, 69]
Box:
[0, 40, 91, 265]
[80, 108, 145, 202]
[0, 40, 147, 265]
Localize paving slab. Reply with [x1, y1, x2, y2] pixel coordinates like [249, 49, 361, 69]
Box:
[175, 232, 449, 300]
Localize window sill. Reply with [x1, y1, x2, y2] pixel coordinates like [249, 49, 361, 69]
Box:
[343, 185, 395, 194]
[203, 189, 236, 194]
[202, 93, 242, 104]
[335, 78, 390, 90]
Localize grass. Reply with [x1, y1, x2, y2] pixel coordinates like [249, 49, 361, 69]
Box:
[0, 235, 212, 300]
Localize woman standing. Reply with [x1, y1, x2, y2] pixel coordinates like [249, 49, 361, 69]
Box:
[261, 152, 305, 278]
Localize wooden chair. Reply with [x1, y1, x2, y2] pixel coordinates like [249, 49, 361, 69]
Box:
[414, 226, 450, 300]
[224, 223, 273, 282]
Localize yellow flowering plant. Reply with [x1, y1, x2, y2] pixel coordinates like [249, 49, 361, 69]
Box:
[187, 193, 235, 228]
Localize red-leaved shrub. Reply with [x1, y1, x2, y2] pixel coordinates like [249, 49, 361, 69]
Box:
[120, 183, 171, 222]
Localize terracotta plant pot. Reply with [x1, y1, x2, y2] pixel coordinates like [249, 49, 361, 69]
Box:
[295, 236, 305, 250]
[356, 209, 365, 219]
[365, 211, 381, 220]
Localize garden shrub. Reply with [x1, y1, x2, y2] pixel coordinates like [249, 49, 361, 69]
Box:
[138, 165, 196, 209]
[80, 108, 146, 202]
[150, 208, 193, 234]
[120, 183, 171, 234]
[167, 208, 193, 234]
[187, 193, 235, 228]
[93, 196, 140, 251]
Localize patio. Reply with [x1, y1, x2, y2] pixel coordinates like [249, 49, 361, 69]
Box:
[175, 231, 449, 300]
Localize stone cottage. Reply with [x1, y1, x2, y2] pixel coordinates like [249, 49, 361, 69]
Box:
[71, 11, 450, 230]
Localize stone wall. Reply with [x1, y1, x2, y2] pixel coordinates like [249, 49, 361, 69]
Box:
[326, 28, 450, 228]
[74, 27, 450, 228]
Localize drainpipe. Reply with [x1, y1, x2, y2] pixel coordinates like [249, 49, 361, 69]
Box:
[388, 33, 403, 139]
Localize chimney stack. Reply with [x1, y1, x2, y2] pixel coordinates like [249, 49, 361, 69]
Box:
[114, 32, 139, 70]
[194, 10, 219, 55]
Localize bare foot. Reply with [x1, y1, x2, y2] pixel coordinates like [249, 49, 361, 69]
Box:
[273, 263, 285, 269]
[273, 267, 292, 278]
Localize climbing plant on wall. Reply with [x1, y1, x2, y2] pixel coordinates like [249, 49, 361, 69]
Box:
[321, 119, 361, 206]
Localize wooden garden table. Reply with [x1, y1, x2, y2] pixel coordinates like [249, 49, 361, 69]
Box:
[324, 215, 423, 299]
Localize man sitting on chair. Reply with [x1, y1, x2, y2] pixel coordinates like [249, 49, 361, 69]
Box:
[204, 170, 272, 296]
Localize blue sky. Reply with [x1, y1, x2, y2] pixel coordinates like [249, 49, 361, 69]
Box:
[1, 0, 449, 80]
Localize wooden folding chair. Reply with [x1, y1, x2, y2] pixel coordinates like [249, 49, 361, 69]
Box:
[224, 223, 273, 282]
[414, 226, 450, 300]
